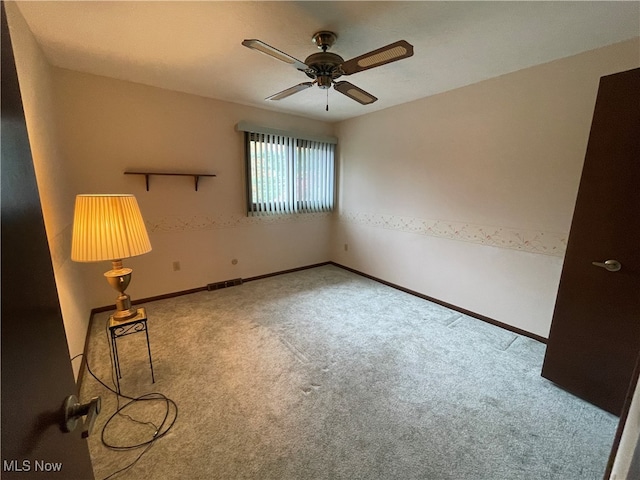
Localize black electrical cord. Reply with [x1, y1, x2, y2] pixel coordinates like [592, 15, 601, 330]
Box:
[71, 318, 179, 480]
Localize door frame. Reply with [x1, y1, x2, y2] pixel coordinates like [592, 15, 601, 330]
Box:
[605, 354, 640, 478]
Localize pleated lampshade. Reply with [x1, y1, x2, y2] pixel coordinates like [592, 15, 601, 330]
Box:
[71, 194, 152, 262]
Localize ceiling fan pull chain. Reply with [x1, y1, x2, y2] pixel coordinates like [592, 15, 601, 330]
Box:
[326, 88, 329, 112]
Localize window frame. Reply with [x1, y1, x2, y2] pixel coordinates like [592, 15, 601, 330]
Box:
[244, 131, 336, 216]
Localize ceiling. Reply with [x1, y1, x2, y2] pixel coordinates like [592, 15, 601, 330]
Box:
[15, 1, 640, 122]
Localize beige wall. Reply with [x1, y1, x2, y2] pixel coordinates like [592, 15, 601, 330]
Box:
[333, 38, 640, 338]
[50, 68, 335, 309]
[6, 6, 639, 467]
[6, 2, 92, 377]
[7, 3, 334, 380]
[9, 0, 639, 355]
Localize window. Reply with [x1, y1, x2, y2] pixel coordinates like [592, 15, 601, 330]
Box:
[244, 131, 335, 215]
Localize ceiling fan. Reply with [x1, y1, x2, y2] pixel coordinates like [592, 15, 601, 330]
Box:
[242, 31, 414, 108]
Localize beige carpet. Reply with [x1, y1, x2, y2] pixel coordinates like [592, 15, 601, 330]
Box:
[80, 264, 617, 479]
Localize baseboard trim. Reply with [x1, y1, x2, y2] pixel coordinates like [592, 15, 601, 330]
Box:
[89, 262, 334, 315]
[329, 262, 547, 344]
[75, 317, 92, 393]
[91, 286, 209, 315]
[243, 261, 332, 283]
[80, 259, 544, 388]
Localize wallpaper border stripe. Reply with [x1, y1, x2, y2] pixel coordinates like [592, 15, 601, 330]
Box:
[338, 210, 567, 257]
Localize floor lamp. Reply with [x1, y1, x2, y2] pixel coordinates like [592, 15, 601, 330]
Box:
[71, 194, 152, 321]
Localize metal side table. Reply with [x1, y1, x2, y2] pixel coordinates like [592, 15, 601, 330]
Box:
[109, 307, 155, 393]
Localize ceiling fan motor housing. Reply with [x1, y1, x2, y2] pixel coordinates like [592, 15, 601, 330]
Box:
[304, 51, 345, 86]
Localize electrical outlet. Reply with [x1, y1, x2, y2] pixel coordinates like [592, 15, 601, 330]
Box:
[172, 261, 181, 271]
[344, 243, 349, 252]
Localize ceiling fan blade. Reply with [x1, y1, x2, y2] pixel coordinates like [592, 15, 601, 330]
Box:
[266, 82, 315, 101]
[340, 40, 414, 75]
[333, 81, 378, 105]
[242, 39, 308, 71]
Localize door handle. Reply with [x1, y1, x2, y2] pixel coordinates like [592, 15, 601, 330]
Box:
[591, 259, 622, 272]
[62, 395, 101, 438]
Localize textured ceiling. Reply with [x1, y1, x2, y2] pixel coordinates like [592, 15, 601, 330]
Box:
[16, 1, 640, 122]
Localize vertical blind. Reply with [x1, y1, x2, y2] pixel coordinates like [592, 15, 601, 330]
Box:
[245, 132, 335, 215]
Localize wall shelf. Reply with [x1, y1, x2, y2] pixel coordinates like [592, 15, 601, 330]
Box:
[124, 171, 216, 191]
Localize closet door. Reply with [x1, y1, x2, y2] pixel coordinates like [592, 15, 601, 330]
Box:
[541, 68, 640, 416]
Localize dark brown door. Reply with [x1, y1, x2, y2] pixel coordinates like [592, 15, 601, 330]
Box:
[1, 3, 95, 478]
[542, 68, 640, 416]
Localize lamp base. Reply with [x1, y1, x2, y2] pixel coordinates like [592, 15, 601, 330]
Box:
[112, 302, 138, 321]
[104, 261, 138, 321]
[110, 307, 146, 325]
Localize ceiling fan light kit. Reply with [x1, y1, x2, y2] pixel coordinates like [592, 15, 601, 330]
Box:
[242, 31, 414, 108]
